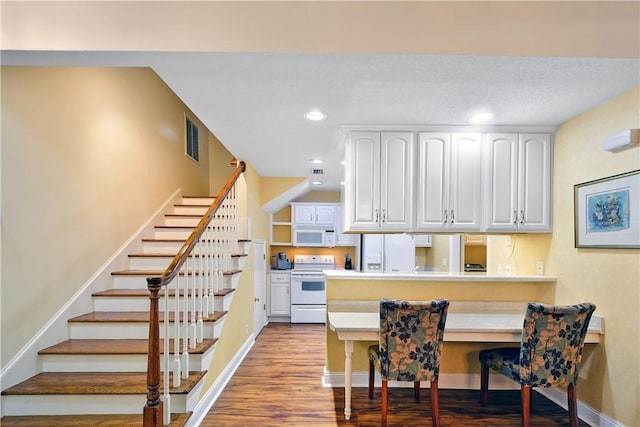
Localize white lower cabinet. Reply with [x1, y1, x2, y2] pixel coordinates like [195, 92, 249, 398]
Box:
[268, 272, 290, 319]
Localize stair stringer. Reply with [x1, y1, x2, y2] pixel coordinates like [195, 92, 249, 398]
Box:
[0, 189, 184, 394]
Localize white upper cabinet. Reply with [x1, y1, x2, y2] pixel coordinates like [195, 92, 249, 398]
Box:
[343, 131, 414, 232]
[415, 133, 483, 231]
[485, 133, 552, 232]
[291, 203, 337, 227]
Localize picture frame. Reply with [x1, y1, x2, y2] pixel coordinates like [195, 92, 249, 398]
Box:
[574, 170, 640, 249]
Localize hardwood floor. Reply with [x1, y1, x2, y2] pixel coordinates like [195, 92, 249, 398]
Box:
[202, 323, 587, 426]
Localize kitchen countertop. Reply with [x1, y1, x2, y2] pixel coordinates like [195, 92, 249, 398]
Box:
[324, 269, 556, 282]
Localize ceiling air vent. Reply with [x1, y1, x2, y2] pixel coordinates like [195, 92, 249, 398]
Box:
[311, 168, 324, 175]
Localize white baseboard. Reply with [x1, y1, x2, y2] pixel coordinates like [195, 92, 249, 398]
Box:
[537, 387, 623, 427]
[0, 189, 182, 391]
[186, 334, 256, 427]
[323, 370, 622, 427]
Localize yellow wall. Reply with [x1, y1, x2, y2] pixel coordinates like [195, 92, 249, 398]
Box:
[1, 66, 213, 366]
[548, 87, 640, 425]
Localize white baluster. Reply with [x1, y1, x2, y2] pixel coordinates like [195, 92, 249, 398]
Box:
[180, 262, 189, 380]
[197, 240, 204, 343]
[173, 274, 181, 388]
[189, 253, 197, 349]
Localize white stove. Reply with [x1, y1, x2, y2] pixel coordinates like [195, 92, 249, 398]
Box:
[290, 255, 334, 323]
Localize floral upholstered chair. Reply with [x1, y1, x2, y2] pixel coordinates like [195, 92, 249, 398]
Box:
[368, 299, 449, 427]
[479, 302, 596, 427]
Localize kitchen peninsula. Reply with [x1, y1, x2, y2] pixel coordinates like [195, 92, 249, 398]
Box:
[323, 270, 605, 420]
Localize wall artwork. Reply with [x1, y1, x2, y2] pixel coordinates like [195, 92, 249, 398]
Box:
[574, 170, 640, 248]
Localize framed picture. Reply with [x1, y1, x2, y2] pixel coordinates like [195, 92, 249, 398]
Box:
[574, 170, 640, 248]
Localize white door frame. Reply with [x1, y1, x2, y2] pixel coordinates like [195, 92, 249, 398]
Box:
[253, 239, 267, 335]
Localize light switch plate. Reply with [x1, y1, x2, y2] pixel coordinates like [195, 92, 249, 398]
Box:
[536, 262, 544, 275]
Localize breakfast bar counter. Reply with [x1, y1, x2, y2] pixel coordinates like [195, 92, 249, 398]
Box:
[322, 270, 600, 420]
[324, 269, 557, 282]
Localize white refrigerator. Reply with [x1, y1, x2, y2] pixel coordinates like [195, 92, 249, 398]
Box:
[358, 234, 416, 272]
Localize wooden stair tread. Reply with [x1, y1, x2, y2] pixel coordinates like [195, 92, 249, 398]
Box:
[141, 238, 250, 243]
[0, 412, 191, 426]
[111, 269, 243, 276]
[1, 371, 206, 395]
[68, 311, 227, 323]
[92, 288, 235, 297]
[128, 253, 247, 258]
[38, 338, 217, 355]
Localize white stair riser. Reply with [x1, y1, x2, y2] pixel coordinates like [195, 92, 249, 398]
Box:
[69, 321, 222, 340]
[94, 295, 229, 312]
[164, 217, 203, 227]
[181, 197, 215, 206]
[214, 294, 235, 312]
[142, 241, 183, 255]
[129, 255, 239, 270]
[1, 393, 190, 416]
[173, 206, 209, 215]
[40, 348, 213, 372]
[154, 229, 194, 240]
[112, 274, 237, 290]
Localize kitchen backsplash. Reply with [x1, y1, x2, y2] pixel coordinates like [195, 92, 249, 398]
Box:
[270, 245, 356, 269]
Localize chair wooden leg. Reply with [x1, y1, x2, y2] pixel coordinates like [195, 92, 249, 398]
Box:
[568, 384, 578, 427]
[414, 381, 420, 402]
[369, 358, 375, 399]
[521, 385, 531, 427]
[430, 380, 440, 427]
[480, 363, 489, 406]
[381, 379, 388, 427]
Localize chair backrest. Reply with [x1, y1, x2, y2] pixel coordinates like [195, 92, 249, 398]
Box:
[378, 299, 449, 382]
[519, 302, 596, 388]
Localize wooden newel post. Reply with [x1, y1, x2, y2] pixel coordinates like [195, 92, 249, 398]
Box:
[143, 277, 164, 427]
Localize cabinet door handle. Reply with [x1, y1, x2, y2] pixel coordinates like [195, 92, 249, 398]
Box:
[443, 210, 448, 224]
[513, 210, 518, 225]
[450, 210, 455, 224]
[520, 210, 525, 225]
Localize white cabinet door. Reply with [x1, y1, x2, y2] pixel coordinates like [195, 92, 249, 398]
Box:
[315, 204, 337, 226]
[416, 133, 482, 231]
[346, 131, 381, 230]
[380, 132, 414, 230]
[269, 273, 290, 316]
[518, 134, 552, 232]
[344, 131, 414, 232]
[485, 133, 551, 232]
[292, 204, 316, 225]
[485, 133, 519, 229]
[292, 203, 337, 227]
[449, 133, 483, 230]
[416, 133, 449, 230]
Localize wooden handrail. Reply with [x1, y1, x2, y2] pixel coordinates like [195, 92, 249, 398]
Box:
[143, 159, 246, 426]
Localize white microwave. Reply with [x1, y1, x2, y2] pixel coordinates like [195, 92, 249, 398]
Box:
[293, 228, 336, 247]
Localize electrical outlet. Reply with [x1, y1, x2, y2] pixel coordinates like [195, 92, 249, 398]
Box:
[505, 236, 512, 247]
[497, 264, 503, 274]
[505, 265, 512, 275]
[536, 262, 544, 275]
[441, 258, 448, 267]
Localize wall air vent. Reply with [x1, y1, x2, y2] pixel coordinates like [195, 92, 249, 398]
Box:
[311, 168, 324, 175]
[185, 116, 200, 163]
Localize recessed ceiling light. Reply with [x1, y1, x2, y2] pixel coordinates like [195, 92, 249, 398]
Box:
[470, 112, 494, 124]
[311, 180, 323, 185]
[305, 110, 326, 121]
[310, 159, 323, 164]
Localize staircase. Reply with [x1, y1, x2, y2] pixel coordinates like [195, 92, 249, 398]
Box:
[1, 195, 249, 426]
